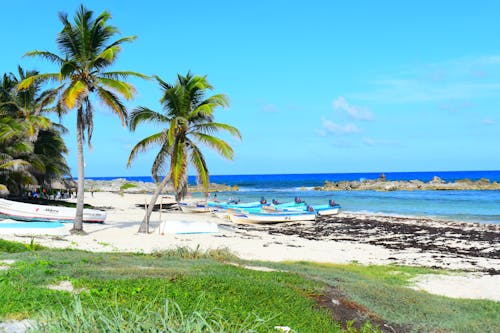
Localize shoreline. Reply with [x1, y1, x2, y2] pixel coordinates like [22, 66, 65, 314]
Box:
[1, 191, 499, 301]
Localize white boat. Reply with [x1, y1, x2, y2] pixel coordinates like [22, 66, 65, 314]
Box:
[314, 205, 340, 216]
[178, 202, 211, 213]
[155, 220, 218, 234]
[0, 198, 106, 223]
[229, 211, 316, 224]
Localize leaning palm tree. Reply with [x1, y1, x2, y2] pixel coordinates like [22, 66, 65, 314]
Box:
[19, 5, 147, 233]
[128, 73, 241, 233]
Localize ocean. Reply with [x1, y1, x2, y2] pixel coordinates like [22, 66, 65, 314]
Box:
[88, 170, 500, 224]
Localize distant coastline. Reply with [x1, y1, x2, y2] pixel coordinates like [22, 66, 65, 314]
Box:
[84, 170, 500, 192]
[315, 175, 500, 191]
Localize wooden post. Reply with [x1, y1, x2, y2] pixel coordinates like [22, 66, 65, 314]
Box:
[144, 198, 149, 234]
[159, 194, 163, 224]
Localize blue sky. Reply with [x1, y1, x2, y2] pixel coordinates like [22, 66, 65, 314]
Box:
[1, 1, 499, 176]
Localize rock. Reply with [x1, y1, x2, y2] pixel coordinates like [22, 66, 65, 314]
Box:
[430, 176, 445, 184]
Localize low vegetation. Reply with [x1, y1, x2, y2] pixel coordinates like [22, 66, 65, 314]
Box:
[0, 241, 498, 332]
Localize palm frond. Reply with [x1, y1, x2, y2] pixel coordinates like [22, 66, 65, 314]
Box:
[191, 133, 234, 160]
[192, 122, 242, 139]
[188, 142, 209, 192]
[101, 71, 150, 80]
[97, 77, 135, 99]
[127, 131, 166, 166]
[128, 107, 169, 131]
[96, 87, 127, 126]
[17, 73, 60, 91]
[63, 80, 86, 109]
[23, 50, 65, 65]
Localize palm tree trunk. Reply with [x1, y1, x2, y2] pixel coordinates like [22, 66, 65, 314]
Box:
[138, 173, 171, 233]
[71, 112, 85, 234]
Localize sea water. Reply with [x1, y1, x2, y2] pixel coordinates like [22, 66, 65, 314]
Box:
[89, 171, 500, 224]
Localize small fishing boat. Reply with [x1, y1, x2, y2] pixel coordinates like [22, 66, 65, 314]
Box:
[310, 204, 341, 216]
[178, 202, 212, 213]
[0, 198, 106, 223]
[208, 197, 268, 210]
[229, 210, 316, 224]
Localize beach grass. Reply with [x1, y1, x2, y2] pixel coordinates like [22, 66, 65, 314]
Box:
[1, 242, 499, 332]
[266, 261, 500, 333]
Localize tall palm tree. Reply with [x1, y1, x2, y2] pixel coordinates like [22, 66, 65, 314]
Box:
[128, 73, 241, 233]
[19, 5, 147, 233]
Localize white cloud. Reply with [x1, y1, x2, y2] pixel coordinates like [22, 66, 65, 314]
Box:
[322, 119, 360, 135]
[482, 119, 495, 125]
[332, 96, 373, 120]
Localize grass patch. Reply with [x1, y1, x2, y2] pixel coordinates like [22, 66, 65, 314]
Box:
[0, 244, 342, 332]
[31, 296, 268, 332]
[1, 240, 498, 332]
[266, 261, 500, 333]
[0, 238, 43, 253]
[119, 183, 137, 190]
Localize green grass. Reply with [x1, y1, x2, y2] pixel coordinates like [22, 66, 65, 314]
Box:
[119, 183, 137, 190]
[265, 261, 500, 333]
[1, 241, 498, 332]
[0, 245, 342, 332]
[0, 238, 44, 253]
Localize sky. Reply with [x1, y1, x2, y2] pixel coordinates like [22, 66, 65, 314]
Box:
[1, 1, 499, 176]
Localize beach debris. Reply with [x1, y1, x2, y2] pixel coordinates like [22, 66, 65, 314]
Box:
[0, 260, 16, 271]
[274, 326, 292, 332]
[46, 280, 87, 294]
[0, 319, 34, 333]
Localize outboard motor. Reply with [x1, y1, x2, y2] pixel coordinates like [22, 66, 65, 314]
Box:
[294, 196, 302, 204]
[329, 199, 337, 207]
[272, 198, 279, 205]
[260, 197, 267, 205]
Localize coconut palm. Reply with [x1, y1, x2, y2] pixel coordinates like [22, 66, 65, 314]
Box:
[128, 73, 241, 233]
[0, 67, 70, 193]
[19, 5, 147, 233]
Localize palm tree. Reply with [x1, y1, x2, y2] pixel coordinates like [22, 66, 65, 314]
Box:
[19, 5, 147, 233]
[0, 67, 70, 193]
[128, 73, 241, 233]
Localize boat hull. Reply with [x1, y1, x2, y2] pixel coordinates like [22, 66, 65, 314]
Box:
[178, 203, 211, 213]
[0, 199, 106, 223]
[229, 211, 316, 224]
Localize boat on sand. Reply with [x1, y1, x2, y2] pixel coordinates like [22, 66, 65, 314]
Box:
[0, 198, 106, 223]
[178, 202, 211, 213]
[229, 210, 316, 224]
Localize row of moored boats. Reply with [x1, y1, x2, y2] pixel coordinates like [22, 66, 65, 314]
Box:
[178, 197, 340, 224]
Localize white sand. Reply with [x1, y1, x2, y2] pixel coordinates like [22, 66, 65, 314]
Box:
[1, 191, 499, 302]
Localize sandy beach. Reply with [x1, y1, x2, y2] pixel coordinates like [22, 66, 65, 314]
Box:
[1, 191, 499, 302]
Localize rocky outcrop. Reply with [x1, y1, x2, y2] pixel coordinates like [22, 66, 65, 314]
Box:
[84, 178, 237, 194]
[315, 177, 500, 191]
